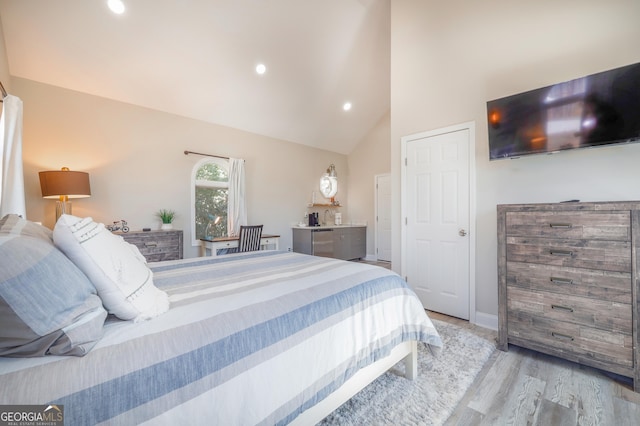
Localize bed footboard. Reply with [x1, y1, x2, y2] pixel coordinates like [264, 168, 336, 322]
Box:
[291, 340, 418, 425]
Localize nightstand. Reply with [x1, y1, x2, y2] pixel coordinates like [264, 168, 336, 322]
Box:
[119, 229, 183, 262]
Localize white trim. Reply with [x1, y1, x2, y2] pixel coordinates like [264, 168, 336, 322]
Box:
[195, 180, 228, 189]
[473, 312, 498, 331]
[400, 121, 477, 324]
[374, 173, 391, 262]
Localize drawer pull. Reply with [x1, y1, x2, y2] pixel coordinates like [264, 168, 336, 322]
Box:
[550, 276, 574, 285]
[549, 249, 573, 257]
[549, 223, 573, 228]
[551, 304, 574, 313]
[144, 242, 158, 247]
[551, 332, 574, 341]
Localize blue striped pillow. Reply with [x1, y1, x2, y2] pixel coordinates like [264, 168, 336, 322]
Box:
[0, 215, 107, 357]
[0, 213, 52, 242]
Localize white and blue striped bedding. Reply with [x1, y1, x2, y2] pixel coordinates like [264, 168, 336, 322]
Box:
[0, 251, 442, 425]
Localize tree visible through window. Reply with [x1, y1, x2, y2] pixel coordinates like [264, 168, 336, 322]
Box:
[193, 159, 228, 240]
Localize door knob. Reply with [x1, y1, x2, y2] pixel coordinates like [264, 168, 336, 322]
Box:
[459, 229, 467, 237]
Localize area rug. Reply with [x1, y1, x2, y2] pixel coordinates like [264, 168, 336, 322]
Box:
[318, 319, 496, 425]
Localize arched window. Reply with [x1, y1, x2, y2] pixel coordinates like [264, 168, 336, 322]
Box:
[191, 157, 228, 244]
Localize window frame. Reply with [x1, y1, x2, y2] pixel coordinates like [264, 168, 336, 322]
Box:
[190, 157, 229, 246]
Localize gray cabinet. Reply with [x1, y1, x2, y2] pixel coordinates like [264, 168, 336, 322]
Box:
[292, 226, 366, 260]
[292, 228, 313, 255]
[333, 227, 366, 260]
[497, 201, 640, 392]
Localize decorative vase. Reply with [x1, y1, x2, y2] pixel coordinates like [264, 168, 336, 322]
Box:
[161, 223, 173, 230]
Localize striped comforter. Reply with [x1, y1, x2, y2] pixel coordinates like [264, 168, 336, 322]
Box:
[0, 251, 442, 425]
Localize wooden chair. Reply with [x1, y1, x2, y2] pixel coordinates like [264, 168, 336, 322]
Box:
[229, 225, 263, 253]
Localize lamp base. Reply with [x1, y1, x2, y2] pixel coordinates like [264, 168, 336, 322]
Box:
[55, 200, 72, 222]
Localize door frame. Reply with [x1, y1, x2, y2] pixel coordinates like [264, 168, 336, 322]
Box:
[400, 121, 477, 323]
[374, 173, 391, 262]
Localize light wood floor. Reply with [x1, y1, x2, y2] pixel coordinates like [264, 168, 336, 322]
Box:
[356, 260, 640, 424]
[428, 312, 640, 426]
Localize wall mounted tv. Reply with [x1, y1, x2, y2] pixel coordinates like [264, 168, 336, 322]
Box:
[487, 62, 640, 160]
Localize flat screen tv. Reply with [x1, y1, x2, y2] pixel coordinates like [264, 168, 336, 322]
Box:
[487, 62, 640, 160]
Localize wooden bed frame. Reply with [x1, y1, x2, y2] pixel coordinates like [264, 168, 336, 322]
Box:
[291, 341, 418, 424]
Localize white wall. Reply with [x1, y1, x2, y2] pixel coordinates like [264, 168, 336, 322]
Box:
[14, 78, 348, 258]
[347, 111, 391, 258]
[390, 0, 640, 321]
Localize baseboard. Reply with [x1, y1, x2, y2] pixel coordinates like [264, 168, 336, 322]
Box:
[364, 254, 378, 262]
[473, 311, 498, 331]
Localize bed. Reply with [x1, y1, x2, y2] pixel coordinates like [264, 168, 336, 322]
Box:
[0, 214, 442, 425]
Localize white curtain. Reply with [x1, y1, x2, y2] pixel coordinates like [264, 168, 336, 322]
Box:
[227, 158, 246, 237]
[0, 95, 26, 218]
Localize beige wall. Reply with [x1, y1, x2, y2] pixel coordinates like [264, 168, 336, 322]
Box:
[391, 0, 640, 322]
[347, 110, 390, 258]
[0, 18, 10, 98]
[14, 78, 348, 258]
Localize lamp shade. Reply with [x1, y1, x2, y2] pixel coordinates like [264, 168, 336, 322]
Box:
[39, 168, 91, 199]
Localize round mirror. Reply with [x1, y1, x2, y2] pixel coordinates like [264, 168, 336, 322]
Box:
[319, 175, 338, 198]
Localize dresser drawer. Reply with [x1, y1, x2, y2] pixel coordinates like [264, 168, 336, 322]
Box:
[506, 236, 631, 272]
[507, 286, 632, 334]
[506, 261, 631, 303]
[507, 312, 633, 369]
[120, 230, 183, 262]
[506, 211, 630, 241]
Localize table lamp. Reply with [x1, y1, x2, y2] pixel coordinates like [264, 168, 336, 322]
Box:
[39, 167, 91, 222]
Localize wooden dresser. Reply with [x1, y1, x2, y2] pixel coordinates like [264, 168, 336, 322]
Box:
[119, 229, 183, 262]
[497, 201, 640, 391]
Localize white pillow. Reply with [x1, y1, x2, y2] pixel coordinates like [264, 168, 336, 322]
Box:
[53, 214, 169, 322]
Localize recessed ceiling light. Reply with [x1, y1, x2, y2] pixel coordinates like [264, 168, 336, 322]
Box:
[108, 0, 125, 14]
[343, 102, 352, 111]
[256, 64, 267, 75]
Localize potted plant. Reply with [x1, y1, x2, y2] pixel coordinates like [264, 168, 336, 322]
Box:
[156, 209, 176, 230]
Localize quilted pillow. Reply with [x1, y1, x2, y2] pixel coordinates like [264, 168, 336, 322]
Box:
[53, 214, 169, 322]
[0, 215, 107, 357]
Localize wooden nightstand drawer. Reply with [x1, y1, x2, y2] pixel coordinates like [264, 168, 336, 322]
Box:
[506, 261, 631, 303]
[506, 236, 631, 273]
[120, 230, 183, 262]
[506, 211, 630, 241]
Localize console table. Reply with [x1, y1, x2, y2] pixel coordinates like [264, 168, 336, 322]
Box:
[199, 234, 280, 257]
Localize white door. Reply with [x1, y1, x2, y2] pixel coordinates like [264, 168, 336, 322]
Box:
[375, 174, 392, 262]
[403, 125, 472, 320]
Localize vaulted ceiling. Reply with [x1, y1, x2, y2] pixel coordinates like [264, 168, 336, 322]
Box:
[0, 0, 390, 154]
